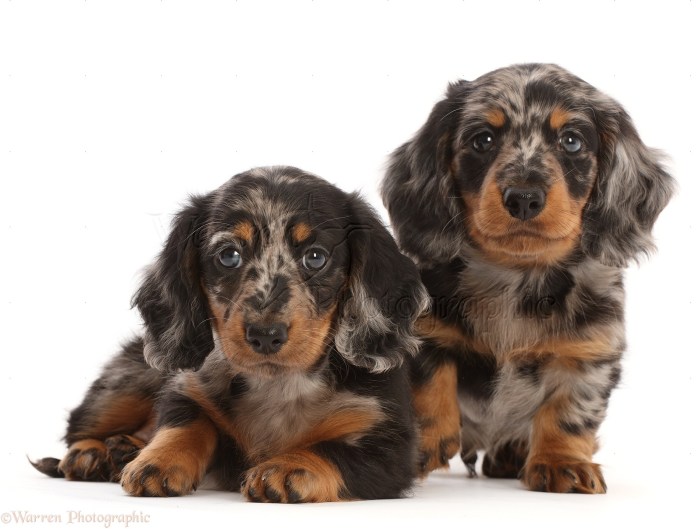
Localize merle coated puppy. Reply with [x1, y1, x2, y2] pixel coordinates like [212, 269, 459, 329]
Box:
[382, 64, 674, 493]
[33, 166, 428, 502]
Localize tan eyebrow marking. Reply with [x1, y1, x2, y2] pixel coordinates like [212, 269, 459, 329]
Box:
[232, 221, 254, 244]
[549, 107, 572, 130]
[485, 108, 506, 128]
[291, 222, 312, 244]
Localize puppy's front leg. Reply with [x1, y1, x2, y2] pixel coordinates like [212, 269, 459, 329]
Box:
[242, 397, 416, 502]
[524, 397, 605, 493]
[121, 415, 217, 497]
[412, 360, 461, 477]
[522, 357, 620, 494]
[242, 436, 416, 503]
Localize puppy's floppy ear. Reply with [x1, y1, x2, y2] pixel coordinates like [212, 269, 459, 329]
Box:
[133, 194, 214, 372]
[382, 80, 470, 265]
[334, 194, 430, 373]
[581, 101, 675, 267]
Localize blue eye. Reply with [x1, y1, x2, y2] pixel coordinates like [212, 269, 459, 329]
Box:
[218, 248, 242, 268]
[302, 248, 327, 270]
[560, 132, 583, 153]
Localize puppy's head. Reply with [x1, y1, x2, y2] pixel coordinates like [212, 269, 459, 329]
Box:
[134, 166, 427, 376]
[382, 63, 674, 268]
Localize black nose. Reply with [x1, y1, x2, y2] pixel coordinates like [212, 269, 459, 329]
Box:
[503, 187, 546, 221]
[245, 323, 288, 355]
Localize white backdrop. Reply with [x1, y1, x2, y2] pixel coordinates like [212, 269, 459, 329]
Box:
[1, 1, 698, 528]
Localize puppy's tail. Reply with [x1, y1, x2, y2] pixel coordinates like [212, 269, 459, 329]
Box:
[28, 456, 64, 478]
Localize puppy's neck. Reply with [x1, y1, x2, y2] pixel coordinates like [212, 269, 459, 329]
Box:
[243, 370, 327, 403]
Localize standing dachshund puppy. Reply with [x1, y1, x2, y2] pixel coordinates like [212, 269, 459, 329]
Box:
[33, 166, 428, 502]
[382, 64, 674, 493]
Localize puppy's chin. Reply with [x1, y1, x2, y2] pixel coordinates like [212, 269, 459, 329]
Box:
[220, 342, 327, 379]
[236, 360, 291, 379]
[470, 228, 580, 268]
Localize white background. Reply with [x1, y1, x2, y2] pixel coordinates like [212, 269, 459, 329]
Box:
[1, 1, 698, 527]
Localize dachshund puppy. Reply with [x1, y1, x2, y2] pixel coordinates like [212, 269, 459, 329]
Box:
[382, 64, 674, 493]
[33, 166, 428, 502]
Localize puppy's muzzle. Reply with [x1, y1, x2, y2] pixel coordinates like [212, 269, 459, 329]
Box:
[245, 322, 289, 355]
[503, 187, 546, 221]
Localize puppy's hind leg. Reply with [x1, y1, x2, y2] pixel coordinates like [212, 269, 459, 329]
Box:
[31, 338, 164, 482]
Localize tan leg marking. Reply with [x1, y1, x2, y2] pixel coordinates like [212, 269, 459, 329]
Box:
[523, 395, 606, 493]
[415, 315, 490, 352]
[506, 329, 620, 365]
[412, 362, 461, 477]
[242, 450, 345, 503]
[70, 395, 153, 442]
[121, 416, 218, 497]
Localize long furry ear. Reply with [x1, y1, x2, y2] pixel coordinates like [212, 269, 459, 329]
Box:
[381, 80, 470, 265]
[133, 195, 214, 372]
[581, 102, 675, 267]
[334, 195, 430, 373]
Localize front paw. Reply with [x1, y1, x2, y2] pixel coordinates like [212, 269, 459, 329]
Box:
[522, 458, 607, 494]
[242, 452, 343, 503]
[418, 428, 461, 477]
[121, 457, 199, 497]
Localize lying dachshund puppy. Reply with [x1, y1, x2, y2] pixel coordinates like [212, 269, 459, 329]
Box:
[33, 166, 428, 502]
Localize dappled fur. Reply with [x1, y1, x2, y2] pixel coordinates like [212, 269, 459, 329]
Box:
[33, 166, 427, 502]
[382, 64, 674, 493]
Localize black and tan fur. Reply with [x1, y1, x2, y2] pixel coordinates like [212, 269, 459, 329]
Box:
[33, 166, 428, 502]
[382, 64, 674, 493]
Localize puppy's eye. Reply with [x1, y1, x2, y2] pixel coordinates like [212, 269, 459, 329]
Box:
[472, 131, 495, 153]
[218, 248, 242, 268]
[302, 248, 328, 270]
[560, 132, 583, 153]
